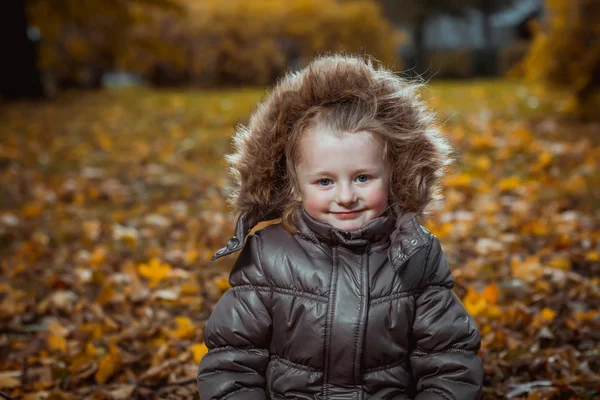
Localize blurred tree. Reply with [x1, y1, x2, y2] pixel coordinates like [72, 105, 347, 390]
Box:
[27, 0, 399, 88]
[0, 0, 45, 100]
[147, 0, 401, 87]
[522, 0, 600, 118]
[377, 0, 478, 75]
[27, 0, 183, 88]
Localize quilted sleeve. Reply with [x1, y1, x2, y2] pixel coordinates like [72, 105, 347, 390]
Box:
[197, 234, 272, 400]
[410, 236, 483, 400]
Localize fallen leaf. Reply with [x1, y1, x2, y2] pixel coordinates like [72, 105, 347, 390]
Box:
[190, 343, 209, 364]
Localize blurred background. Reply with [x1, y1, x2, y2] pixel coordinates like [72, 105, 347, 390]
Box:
[0, 1, 599, 399]
[1, 0, 597, 106]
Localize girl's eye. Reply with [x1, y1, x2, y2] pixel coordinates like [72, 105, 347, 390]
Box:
[318, 179, 333, 186]
[356, 175, 370, 183]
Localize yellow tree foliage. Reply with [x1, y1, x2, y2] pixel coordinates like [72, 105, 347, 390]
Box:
[27, 0, 183, 87]
[180, 0, 400, 86]
[522, 0, 600, 118]
[29, 0, 401, 87]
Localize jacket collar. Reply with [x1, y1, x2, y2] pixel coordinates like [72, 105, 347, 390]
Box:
[295, 207, 396, 248]
[211, 207, 431, 272]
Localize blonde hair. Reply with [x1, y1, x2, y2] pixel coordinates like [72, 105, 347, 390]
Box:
[226, 54, 455, 234]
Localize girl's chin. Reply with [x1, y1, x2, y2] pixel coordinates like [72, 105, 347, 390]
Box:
[329, 218, 365, 231]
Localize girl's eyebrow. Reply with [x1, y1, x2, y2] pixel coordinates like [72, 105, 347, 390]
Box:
[307, 168, 378, 178]
[307, 170, 333, 178]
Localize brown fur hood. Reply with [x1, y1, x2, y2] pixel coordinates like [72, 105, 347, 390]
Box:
[212, 55, 454, 260]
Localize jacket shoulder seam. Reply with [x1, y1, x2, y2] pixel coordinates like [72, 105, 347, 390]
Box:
[418, 233, 435, 287]
[254, 233, 265, 276]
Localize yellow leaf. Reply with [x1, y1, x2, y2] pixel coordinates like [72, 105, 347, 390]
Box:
[95, 352, 118, 383]
[86, 342, 99, 357]
[80, 322, 104, 340]
[186, 250, 199, 263]
[512, 126, 534, 145]
[97, 134, 113, 152]
[138, 258, 171, 288]
[47, 322, 67, 352]
[444, 173, 472, 188]
[548, 256, 571, 270]
[170, 316, 195, 340]
[462, 288, 487, 317]
[89, 246, 107, 267]
[190, 343, 209, 364]
[471, 134, 494, 149]
[586, 250, 600, 261]
[181, 281, 201, 295]
[511, 255, 544, 281]
[428, 222, 452, 239]
[564, 175, 586, 194]
[22, 203, 43, 218]
[498, 176, 521, 192]
[474, 155, 491, 171]
[536, 151, 553, 168]
[481, 283, 498, 305]
[540, 308, 556, 322]
[215, 276, 231, 292]
[575, 310, 598, 322]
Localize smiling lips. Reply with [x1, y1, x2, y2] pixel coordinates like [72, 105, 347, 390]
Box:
[332, 210, 364, 219]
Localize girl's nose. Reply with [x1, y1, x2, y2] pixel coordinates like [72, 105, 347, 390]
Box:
[335, 183, 357, 205]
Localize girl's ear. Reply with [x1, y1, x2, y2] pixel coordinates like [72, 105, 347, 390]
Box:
[293, 189, 303, 202]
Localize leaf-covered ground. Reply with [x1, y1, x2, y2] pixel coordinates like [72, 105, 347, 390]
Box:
[0, 81, 599, 399]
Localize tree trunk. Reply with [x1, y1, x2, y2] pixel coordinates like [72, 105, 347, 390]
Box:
[414, 13, 427, 77]
[0, 0, 45, 101]
[481, 10, 493, 48]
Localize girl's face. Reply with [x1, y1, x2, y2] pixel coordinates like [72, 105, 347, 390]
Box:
[295, 127, 389, 231]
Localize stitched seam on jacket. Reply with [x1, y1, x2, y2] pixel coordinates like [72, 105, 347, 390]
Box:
[413, 347, 478, 356]
[367, 283, 454, 306]
[352, 251, 365, 382]
[322, 245, 339, 397]
[364, 359, 407, 373]
[369, 291, 414, 305]
[270, 355, 323, 373]
[422, 388, 455, 400]
[230, 285, 328, 302]
[417, 284, 453, 293]
[208, 345, 264, 353]
[219, 388, 260, 399]
[418, 234, 434, 288]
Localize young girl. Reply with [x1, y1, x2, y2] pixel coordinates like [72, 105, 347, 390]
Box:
[197, 54, 483, 399]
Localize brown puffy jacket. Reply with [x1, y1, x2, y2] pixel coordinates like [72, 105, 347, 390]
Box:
[197, 55, 483, 399]
[197, 208, 483, 399]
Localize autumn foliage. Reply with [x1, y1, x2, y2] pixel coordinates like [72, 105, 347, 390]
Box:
[522, 0, 600, 118]
[0, 83, 599, 399]
[28, 0, 400, 87]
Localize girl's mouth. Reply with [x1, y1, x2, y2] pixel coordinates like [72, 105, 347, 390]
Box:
[332, 210, 364, 219]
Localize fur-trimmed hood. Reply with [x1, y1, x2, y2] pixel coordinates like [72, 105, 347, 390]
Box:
[212, 54, 454, 260]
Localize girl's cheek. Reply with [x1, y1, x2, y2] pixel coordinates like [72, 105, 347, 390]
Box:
[303, 190, 327, 211]
[366, 184, 389, 208]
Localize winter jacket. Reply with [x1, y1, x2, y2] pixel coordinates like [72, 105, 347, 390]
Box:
[197, 208, 483, 399]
